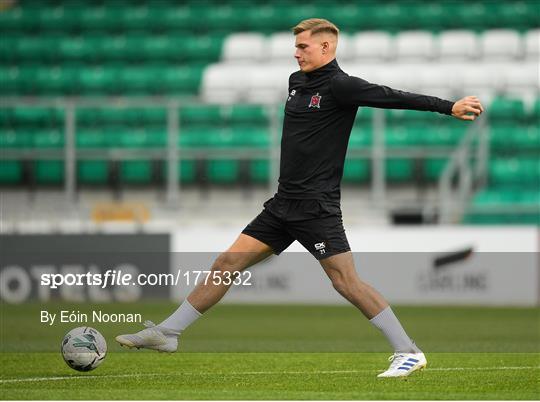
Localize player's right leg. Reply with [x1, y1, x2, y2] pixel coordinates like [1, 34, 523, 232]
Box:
[115, 234, 274, 352]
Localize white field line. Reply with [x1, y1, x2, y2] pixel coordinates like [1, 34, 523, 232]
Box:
[1, 366, 539, 384]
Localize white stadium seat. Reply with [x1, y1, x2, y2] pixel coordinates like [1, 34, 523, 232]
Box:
[268, 32, 295, 61]
[504, 63, 540, 99]
[395, 31, 435, 61]
[481, 29, 523, 61]
[524, 29, 540, 62]
[222, 33, 266, 62]
[336, 34, 353, 61]
[438, 30, 479, 61]
[201, 64, 247, 104]
[351, 31, 393, 61]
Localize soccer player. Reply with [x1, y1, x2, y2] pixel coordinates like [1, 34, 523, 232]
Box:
[117, 18, 484, 377]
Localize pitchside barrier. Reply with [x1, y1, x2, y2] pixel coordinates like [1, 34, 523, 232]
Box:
[0, 228, 537, 306]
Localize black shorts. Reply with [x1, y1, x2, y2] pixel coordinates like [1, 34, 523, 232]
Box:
[242, 195, 351, 260]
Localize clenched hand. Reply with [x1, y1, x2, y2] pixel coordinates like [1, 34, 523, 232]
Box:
[451, 96, 485, 121]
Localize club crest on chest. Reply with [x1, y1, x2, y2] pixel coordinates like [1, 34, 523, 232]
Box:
[308, 93, 322, 109]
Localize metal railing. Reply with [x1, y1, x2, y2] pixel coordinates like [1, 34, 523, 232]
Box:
[2, 97, 473, 219]
[438, 115, 488, 224]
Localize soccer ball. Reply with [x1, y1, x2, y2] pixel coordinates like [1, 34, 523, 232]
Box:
[61, 327, 107, 372]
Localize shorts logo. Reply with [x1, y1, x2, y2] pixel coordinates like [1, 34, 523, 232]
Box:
[308, 93, 322, 108]
[314, 242, 326, 254]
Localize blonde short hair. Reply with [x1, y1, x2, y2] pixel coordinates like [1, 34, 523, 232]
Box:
[292, 18, 339, 36]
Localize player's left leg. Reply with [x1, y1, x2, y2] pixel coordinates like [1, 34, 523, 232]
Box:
[320, 252, 426, 377]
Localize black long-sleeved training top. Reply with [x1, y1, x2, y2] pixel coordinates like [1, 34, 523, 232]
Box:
[277, 58, 454, 202]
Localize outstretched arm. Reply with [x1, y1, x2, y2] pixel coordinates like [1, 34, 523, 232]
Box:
[331, 75, 484, 120]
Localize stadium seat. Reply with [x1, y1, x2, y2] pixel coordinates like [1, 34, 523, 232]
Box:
[437, 30, 479, 61]
[0, 161, 23, 184]
[489, 97, 526, 121]
[524, 29, 540, 61]
[481, 29, 523, 60]
[119, 160, 152, 184]
[423, 158, 447, 181]
[229, 104, 268, 126]
[395, 31, 435, 61]
[78, 160, 108, 184]
[34, 160, 64, 184]
[386, 158, 414, 182]
[78, 67, 118, 95]
[268, 32, 294, 61]
[0, 130, 32, 148]
[489, 158, 540, 186]
[207, 159, 239, 183]
[351, 31, 393, 61]
[342, 159, 369, 183]
[180, 105, 223, 128]
[33, 130, 64, 148]
[222, 33, 266, 62]
[249, 159, 270, 182]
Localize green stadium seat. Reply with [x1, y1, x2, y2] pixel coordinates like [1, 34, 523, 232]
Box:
[0, 161, 23, 184]
[184, 35, 223, 62]
[164, 160, 197, 183]
[180, 105, 223, 127]
[231, 127, 270, 148]
[489, 97, 526, 122]
[207, 159, 239, 183]
[178, 128, 211, 148]
[159, 65, 203, 94]
[490, 124, 540, 151]
[57, 36, 95, 61]
[78, 7, 119, 31]
[119, 6, 150, 30]
[34, 66, 78, 95]
[15, 35, 59, 62]
[139, 108, 167, 126]
[387, 109, 440, 124]
[423, 158, 447, 181]
[386, 158, 414, 182]
[342, 159, 369, 183]
[348, 128, 371, 149]
[205, 5, 249, 32]
[250, 159, 270, 182]
[0, 66, 20, 95]
[422, 126, 465, 146]
[118, 67, 157, 94]
[78, 160, 108, 184]
[328, 4, 369, 31]
[229, 104, 268, 125]
[76, 129, 108, 148]
[38, 7, 78, 31]
[245, 5, 283, 32]
[385, 127, 421, 147]
[139, 36, 177, 60]
[119, 160, 152, 184]
[0, 130, 32, 148]
[531, 97, 540, 123]
[34, 160, 64, 184]
[33, 130, 64, 148]
[160, 6, 192, 30]
[489, 158, 540, 186]
[12, 107, 51, 127]
[78, 67, 118, 95]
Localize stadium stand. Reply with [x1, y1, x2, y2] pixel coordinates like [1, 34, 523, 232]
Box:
[0, 0, 538, 225]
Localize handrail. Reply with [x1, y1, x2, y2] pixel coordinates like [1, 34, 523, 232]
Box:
[438, 115, 488, 224]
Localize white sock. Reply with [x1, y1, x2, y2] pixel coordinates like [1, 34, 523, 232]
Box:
[158, 300, 202, 335]
[369, 306, 421, 353]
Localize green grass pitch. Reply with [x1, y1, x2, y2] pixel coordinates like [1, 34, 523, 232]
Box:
[1, 302, 539, 399]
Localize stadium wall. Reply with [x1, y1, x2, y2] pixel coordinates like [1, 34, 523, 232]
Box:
[0, 227, 537, 306]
